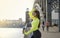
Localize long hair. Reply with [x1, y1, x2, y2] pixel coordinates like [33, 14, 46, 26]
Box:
[34, 10, 40, 28]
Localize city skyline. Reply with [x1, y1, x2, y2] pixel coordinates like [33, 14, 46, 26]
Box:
[0, 0, 35, 21]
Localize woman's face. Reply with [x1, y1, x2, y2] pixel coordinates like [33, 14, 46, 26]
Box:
[32, 12, 37, 17]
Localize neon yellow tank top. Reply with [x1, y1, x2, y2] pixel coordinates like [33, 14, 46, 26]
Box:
[24, 17, 39, 35]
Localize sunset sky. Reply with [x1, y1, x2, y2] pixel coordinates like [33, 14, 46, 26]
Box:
[0, 0, 35, 21]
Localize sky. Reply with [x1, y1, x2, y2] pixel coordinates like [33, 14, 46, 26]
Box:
[0, 0, 35, 21]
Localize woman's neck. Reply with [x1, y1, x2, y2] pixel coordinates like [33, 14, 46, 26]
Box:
[33, 17, 38, 20]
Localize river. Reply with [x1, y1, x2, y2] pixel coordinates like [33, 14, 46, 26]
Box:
[0, 28, 24, 38]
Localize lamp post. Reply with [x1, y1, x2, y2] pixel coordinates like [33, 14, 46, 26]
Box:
[59, 8, 60, 32]
[58, 0, 60, 32]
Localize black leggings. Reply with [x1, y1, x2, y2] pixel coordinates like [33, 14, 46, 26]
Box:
[31, 30, 41, 38]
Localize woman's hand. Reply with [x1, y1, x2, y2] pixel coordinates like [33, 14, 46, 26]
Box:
[23, 30, 27, 35]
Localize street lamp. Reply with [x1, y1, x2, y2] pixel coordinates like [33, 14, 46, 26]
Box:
[58, 0, 60, 32]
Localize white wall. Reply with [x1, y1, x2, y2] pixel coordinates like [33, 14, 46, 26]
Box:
[52, 10, 59, 19]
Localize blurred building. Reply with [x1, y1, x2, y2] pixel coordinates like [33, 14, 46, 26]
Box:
[33, 0, 59, 26]
[26, 8, 31, 27]
[0, 18, 25, 28]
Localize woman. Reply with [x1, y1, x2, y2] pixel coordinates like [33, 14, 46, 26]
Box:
[24, 9, 41, 38]
[42, 21, 45, 31]
[45, 21, 50, 31]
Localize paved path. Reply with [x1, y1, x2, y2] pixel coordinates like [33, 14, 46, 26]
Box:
[40, 26, 60, 38]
